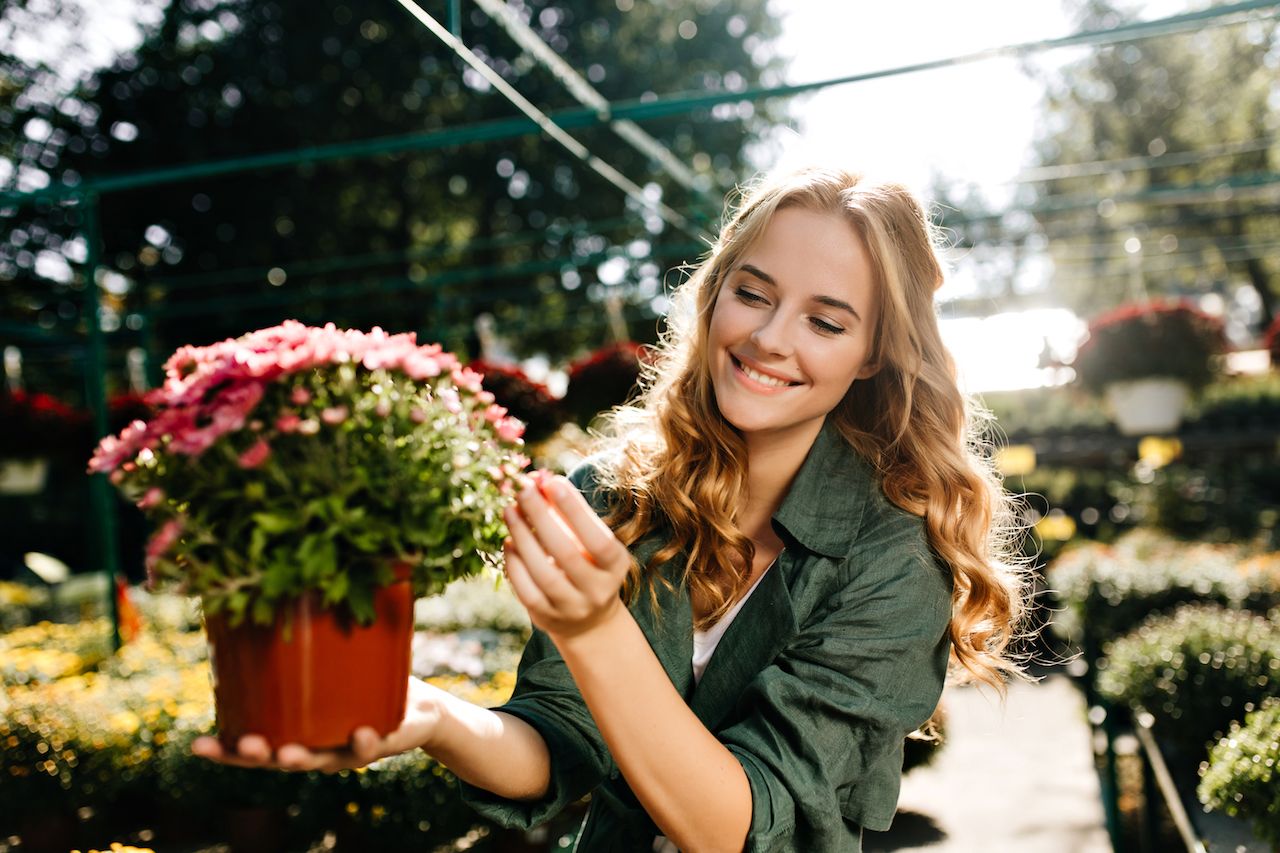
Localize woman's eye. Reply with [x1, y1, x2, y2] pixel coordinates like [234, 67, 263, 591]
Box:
[734, 287, 768, 304]
[810, 318, 845, 335]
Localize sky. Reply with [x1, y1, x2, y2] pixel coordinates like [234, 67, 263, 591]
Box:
[768, 0, 1188, 198]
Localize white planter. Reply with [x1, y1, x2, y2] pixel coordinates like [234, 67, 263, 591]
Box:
[1104, 378, 1191, 436]
[0, 458, 50, 495]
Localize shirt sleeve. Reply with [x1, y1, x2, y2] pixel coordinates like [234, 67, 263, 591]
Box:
[455, 460, 617, 829]
[456, 627, 617, 829]
[721, 528, 953, 850]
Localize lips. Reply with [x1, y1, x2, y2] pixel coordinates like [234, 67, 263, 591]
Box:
[730, 354, 802, 389]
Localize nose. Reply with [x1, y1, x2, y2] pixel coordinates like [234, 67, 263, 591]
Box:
[749, 309, 793, 357]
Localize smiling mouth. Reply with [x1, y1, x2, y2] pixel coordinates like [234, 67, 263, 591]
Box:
[731, 355, 802, 389]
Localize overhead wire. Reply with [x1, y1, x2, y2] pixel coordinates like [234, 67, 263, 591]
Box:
[389, 0, 710, 243]
[1014, 136, 1278, 183]
[470, 0, 713, 203]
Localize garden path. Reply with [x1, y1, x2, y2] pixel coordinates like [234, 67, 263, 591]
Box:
[866, 673, 1112, 853]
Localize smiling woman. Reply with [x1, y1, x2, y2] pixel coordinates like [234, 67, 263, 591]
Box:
[194, 167, 1032, 853]
[709, 207, 880, 448]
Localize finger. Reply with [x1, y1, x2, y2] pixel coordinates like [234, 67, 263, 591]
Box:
[503, 547, 552, 614]
[505, 504, 576, 603]
[237, 734, 274, 763]
[191, 734, 272, 769]
[517, 481, 593, 573]
[191, 735, 228, 761]
[276, 742, 351, 773]
[351, 726, 386, 765]
[540, 475, 631, 574]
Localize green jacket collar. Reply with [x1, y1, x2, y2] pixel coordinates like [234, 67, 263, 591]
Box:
[771, 417, 874, 561]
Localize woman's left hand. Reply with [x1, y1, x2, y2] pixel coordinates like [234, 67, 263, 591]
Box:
[503, 472, 632, 641]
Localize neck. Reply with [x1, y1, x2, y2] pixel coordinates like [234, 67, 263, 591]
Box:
[737, 418, 824, 539]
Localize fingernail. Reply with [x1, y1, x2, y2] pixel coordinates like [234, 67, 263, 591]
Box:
[545, 478, 567, 501]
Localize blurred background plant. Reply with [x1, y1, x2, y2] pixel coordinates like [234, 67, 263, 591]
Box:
[1197, 698, 1280, 849]
[1071, 301, 1226, 395]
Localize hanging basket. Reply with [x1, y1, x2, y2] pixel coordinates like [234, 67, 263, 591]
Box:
[203, 569, 415, 751]
[1104, 378, 1191, 436]
[0, 458, 50, 495]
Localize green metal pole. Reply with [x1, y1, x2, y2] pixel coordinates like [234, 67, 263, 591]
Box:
[81, 192, 122, 651]
[446, 0, 461, 37]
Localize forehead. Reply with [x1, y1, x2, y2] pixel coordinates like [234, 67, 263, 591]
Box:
[737, 207, 875, 309]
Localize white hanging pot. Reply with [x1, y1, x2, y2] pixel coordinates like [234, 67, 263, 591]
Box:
[0, 457, 50, 495]
[1103, 378, 1191, 436]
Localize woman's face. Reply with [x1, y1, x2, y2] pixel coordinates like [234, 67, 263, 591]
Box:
[707, 206, 880, 449]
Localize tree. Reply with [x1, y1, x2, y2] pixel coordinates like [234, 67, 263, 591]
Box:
[2, 0, 787, 388]
[1026, 0, 1279, 330]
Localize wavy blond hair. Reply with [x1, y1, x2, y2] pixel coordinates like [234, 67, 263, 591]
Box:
[593, 166, 1031, 690]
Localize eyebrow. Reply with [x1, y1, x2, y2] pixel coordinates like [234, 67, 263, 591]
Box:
[738, 263, 862, 323]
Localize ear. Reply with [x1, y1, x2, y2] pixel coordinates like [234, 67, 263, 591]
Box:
[855, 361, 881, 380]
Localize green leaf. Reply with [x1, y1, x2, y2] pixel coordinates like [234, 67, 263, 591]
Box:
[252, 512, 301, 534]
[251, 595, 274, 625]
[347, 581, 375, 626]
[324, 572, 349, 605]
[297, 534, 337, 584]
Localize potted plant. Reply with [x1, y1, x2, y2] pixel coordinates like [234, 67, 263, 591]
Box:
[89, 321, 530, 749]
[0, 389, 89, 494]
[562, 341, 652, 428]
[1071, 301, 1225, 435]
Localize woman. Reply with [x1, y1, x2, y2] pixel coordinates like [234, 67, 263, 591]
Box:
[195, 166, 1030, 851]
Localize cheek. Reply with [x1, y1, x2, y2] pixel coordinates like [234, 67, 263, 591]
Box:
[707, 297, 737, 347]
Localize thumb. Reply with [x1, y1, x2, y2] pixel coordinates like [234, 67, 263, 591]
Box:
[350, 726, 387, 764]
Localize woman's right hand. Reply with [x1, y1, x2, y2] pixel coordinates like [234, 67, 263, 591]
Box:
[191, 676, 446, 773]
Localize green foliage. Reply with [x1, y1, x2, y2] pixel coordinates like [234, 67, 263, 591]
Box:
[0, 0, 787, 367]
[981, 386, 1110, 439]
[1096, 604, 1280, 755]
[1198, 698, 1280, 848]
[1046, 531, 1247, 651]
[1026, 2, 1280, 320]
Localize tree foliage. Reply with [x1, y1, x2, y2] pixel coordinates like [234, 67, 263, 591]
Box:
[1, 0, 786, 395]
[1027, 0, 1279, 327]
[931, 1, 1279, 333]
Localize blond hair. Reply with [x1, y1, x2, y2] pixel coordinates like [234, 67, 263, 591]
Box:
[595, 166, 1030, 690]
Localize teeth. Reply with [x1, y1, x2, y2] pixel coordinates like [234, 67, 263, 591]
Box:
[739, 360, 793, 388]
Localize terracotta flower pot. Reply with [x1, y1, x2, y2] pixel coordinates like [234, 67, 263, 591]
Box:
[204, 571, 415, 750]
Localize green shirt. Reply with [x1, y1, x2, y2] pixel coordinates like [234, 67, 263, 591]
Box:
[460, 418, 954, 851]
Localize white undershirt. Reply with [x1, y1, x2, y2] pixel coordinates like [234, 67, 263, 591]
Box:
[652, 558, 776, 853]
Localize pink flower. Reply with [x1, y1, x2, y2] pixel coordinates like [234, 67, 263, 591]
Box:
[237, 439, 271, 469]
[321, 405, 349, 425]
[145, 518, 184, 575]
[402, 352, 442, 379]
[291, 387, 312, 406]
[483, 404, 508, 424]
[136, 488, 165, 510]
[496, 417, 525, 443]
[438, 388, 462, 415]
[275, 413, 301, 433]
[476, 391, 495, 405]
[374, 400, 392, 418]
[452, 367, 484, 394]
[409, 407, 428, 424]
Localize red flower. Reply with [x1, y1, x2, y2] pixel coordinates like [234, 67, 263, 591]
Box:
[563, 342, 654, 426]
[1072, 301, 1225, 393]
